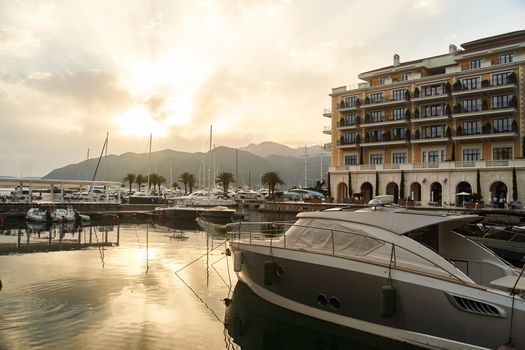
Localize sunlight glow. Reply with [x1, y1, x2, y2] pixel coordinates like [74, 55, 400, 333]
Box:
[114, 106, 168, 137]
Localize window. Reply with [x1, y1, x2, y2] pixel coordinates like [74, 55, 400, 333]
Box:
[499, 53, 514, 64]
[422, 149, 445, 163]
[343, 114, 359, 126]
[370, 92, 384, 103]
[401, 72, 411, 81]
[462, 120, 481, 135]
[469, 59, 481, 69]
[423, 84, 443, 96]
[393, 127, 406, 140]
[423, 104, 444, 117]
[392, 152, 406, 164]
[492, 117, 513, 133]
[492, 94, 513, 109]
[370, 153, 383, 164]
[392, 89, 406, 101]
[422, 125, 445, 138]
[392, 107, 406, 120]
[491, 72, 511, 86]
[345, 154, 358, 165]
[379, 77, 388, 85]
[463, 148, 481, 161]
[427, 150, 440, 163]
[343, 132, 357, 144]
[493, 147, 513, 160]
[461, 77, 480, 90]
[344, 96, 357, 107]
[370, 129, 384, 142]
[462, 98, 481, 112]
[370, 111, 384, 123]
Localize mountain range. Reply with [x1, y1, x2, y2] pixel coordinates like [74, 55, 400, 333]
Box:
[43, 142, 331, 189]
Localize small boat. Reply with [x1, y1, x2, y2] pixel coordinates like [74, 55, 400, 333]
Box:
[174, 190, 236, 207]
[26, 208, 56, 222]
[54, 207, 90, 224]
[228, 204, 525, 349]
[129, 191, 167, 204]
[154, 205, 235, 225]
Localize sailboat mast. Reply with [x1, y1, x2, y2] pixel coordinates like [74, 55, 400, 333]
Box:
[209, 125, 213, 190]
[235, 148, 238, 190]
[147, 133, 152, 194]
[304, 145, 308, 188]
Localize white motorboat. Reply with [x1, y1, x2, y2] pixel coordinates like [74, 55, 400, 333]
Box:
[26, 208, 56, 222]
[154, 204, 236, 224]
[54, 207, 90, 223]
[228, 207, 525, 349]
[174, 190, 236, 207]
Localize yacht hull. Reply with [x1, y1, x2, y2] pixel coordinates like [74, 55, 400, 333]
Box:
[231, 243, 525, 350]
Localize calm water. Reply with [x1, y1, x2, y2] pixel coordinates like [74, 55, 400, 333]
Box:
[0, 212, 411, 350]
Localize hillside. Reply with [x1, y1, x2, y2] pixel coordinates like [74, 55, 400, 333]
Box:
[43, 146, 331, 189]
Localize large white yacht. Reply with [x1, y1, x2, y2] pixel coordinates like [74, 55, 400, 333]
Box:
[228, 207, 525, 349]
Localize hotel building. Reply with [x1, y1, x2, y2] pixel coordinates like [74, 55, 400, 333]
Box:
[324, 30, 525, 207]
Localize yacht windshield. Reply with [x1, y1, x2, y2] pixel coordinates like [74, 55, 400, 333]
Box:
[280, 218, 383, 256]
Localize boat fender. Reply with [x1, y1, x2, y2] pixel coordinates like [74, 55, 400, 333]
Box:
[264, 260, 276, 285]
[112, 215, 120, 224]
[497, 341, 517, 350]
[225, 247, 231, 256]
[381, 285, 395, 317]
[233, 252, 243, 272]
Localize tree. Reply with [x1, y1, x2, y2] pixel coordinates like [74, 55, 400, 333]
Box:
[512, 167, 518, 201]
[216, 171, 235, 194]
[148, 173, 159, 192]
[476, 169, 482, 199]
[157, 175, 166, 193]
[122, 173, 136, 193]
[178, 172, 197, 194]
[187, 174, 197, 193]
[348, 172, 353, 198]
[400, 170, 405, 200]
[135, 174, 147, 191]
[375, 171, 379, 196]
[261, 171, 285, 198]
[172, 182, 180, 191]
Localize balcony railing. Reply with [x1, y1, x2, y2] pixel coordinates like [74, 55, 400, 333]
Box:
[451, 81, 517, 96]
[329, 159, 525, 173]
[323, 108, 332, 118]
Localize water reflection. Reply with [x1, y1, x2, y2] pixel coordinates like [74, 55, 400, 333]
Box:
[0, 222, 235, 349]
[0, 222, 118, 255]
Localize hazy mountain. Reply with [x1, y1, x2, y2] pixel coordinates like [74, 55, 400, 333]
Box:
[43, 145, 331, 189]
[240, 142, 325, 158]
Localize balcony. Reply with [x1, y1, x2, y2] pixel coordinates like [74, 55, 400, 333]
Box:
[336, 140, 359, 149]
[323, 108, 332, 118]
[337, 105, 359, 113]
[337, 119, 359, 130]
[451, 81, 517, 97]
[362, 97, 409, 109]
[410, 114, 449, 124]
[322, 125, 332, 135]
[360, 134, 407, 147]
[411, 136, 449, 144]
[452, 107, 516, 119]
[411, 92, 450, 103]
[328, 159, 525, 173]
[361, 117, 407, 128]
[322, 142, 332, 151]
[452, 127, 517, 141]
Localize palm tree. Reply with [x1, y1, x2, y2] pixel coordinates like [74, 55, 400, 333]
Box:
[148, 173, 158, 192]
[187, 173, 197, 194]
[135, 174, 147, 191]
[216, 171, 235, 194]
[178, 172, 191, 194]
[122, 173, 136, 193]
[261, 171, 284, 198]
[172, 182, 180, 191]
[157, 175, 166, 193]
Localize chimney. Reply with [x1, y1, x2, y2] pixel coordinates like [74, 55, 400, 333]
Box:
[449, 44, 457, 54]
[393, 54, 400, 67]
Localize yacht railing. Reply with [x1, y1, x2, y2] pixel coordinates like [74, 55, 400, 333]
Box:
[227, 221, 471, 285]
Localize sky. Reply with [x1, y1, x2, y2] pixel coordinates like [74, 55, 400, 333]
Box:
[0, 0, 524, 177]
